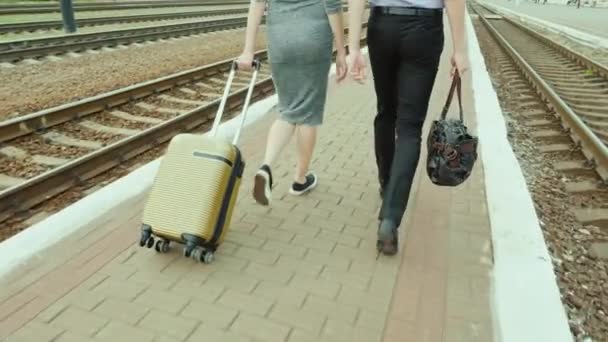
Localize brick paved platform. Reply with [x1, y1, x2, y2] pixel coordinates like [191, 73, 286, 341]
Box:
[0, 47, 495, 342]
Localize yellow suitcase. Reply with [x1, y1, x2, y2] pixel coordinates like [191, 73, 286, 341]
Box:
[138, 59, 260, 264]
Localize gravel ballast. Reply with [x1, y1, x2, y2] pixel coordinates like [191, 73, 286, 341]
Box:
[0, 27, 267, 120]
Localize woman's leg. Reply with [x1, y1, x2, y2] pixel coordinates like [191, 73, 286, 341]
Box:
[253, 118, 295, 206]
[294, 125, 317, 183]
[263, 119, 296, 167]
[289, 124, 319, 195]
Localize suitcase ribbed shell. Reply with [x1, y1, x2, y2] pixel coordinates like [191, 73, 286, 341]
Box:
[142, 133, 239, 243]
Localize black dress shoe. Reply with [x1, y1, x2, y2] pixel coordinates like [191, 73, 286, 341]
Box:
[376, 219, 398, 256]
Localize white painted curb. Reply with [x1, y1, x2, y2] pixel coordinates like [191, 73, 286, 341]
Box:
[481, 0, 608, 49]
[466, 8, 574, 342]
[0, 51, 365, 280]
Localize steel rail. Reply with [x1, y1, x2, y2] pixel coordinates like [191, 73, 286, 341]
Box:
[0, 52, 271, 224]
[0, 21, 366, 144]
[473, 6, 608, 181]
[0, 48, 254, 144]
[0, 1, 250, 15]
[0, 17, 250, 63]
[0, 8, 249, 34]
[479, 3, 608, 79]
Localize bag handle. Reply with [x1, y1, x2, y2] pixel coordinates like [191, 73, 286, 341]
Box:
[440, 71, 463, 122]
[232, 59, 261, 145]
[209, 58, 261, 142]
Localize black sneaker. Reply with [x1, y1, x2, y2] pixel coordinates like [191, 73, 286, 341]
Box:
[289, 172, 318, 196]
[377, 218, 398, 256]
[253, 164, 273, 206]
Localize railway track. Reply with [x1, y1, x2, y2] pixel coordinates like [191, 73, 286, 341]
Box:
[0, 7, 249, 35]
[0, 1, 249, 15]
[0, 52, 274, 226]
[470, 3, 608, 339]
[473, 3, 608, 181]
[0, 16, 252, 63]
[0, 4, 358, 64]
[0, 27, 368, 230]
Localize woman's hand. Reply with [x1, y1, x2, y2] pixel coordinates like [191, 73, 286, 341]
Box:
[450, 50, 469, 77]
[236, 51, 255, 71]
[335, 51, 348, 83]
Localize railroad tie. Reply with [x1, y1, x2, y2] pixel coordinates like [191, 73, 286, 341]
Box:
[222, 73, 255, 87]
[194, 82, 220, 93]
[537, 144, 571, 153]
[135, 102, 184, 115]
[109, 110, 163, 125]
[158, 94, 207, 106]
[79, 120, 141, 136]
[0, 146, 28, 159]
[178, 87, 198, 95]
[530, 129, 563, 139]
[0, 145, 68, 166]
[22, 58, 41, 65]
[206, 78, 228, 87]
[0, 174, 25, 190]
[525, 119, 553, 127]
[564, 181, 604, 194]
[30, 155, 68, 167]
[42, 132, 103, 150]
[45, 56, 62, 62]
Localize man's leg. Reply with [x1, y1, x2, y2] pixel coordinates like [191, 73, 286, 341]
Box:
[381, 63, 440, 221]
[367, 15, 399, 197]
[377, 16, 444, 255]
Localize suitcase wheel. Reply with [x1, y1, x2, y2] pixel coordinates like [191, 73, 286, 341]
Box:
[154, 239, 170, 253]
[189, 247, 214, 264]
[139, 224, 153, 248]
[183, 244, 194, 258]
[202, 251, 214, 264]
[146, 236, 154, 248]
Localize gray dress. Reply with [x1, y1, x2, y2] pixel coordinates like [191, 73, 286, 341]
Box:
[255, 0, 342, 126]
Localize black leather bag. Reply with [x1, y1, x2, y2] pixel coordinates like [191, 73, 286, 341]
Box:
[426, 73, 478, 187]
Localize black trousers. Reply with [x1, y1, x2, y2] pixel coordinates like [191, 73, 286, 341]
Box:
[367, 9, 444, 224]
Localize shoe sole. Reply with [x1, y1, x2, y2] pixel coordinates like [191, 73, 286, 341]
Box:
[377, 223, 398, 256]
[377, 240, 397, 256]
[289, 174, 318, 196]
[253, 172, 271, 206]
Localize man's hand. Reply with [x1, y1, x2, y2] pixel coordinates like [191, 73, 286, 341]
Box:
[450, 51, 469, 77]
[347, 49, 367, 83]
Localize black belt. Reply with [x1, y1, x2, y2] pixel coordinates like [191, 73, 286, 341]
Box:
[371, 6, 442, 16]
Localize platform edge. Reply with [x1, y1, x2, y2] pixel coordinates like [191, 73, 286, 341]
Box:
[466, 9, 574, 342]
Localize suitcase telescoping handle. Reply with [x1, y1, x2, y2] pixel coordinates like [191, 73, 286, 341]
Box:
[209, 58, 261, 145]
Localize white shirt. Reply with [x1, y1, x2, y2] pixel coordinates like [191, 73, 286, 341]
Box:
[369, 0, 444, 9]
